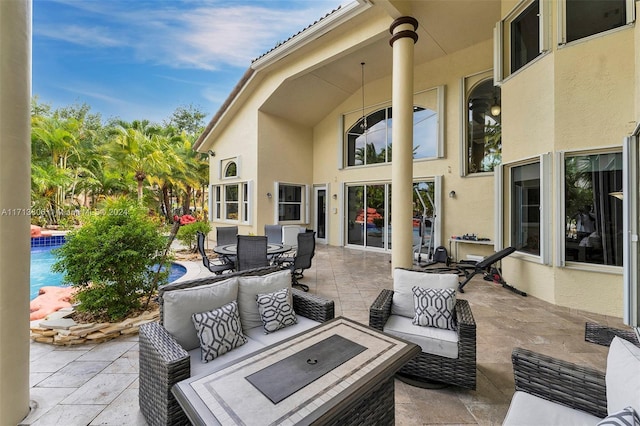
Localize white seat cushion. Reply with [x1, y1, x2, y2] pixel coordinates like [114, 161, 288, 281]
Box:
[244, 316, 319, 347]
[606, 336, 640, 414]
[503, 391, 602, 425]
[391, 268, 458, 318]
[383, 314, 459, 359]
[189, 338, 265, 377]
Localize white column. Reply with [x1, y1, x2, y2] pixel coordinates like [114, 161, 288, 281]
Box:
[0, 0, 32, 423]
[390, 17, 418, 270]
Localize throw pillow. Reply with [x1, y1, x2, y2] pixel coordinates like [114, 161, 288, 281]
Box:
[412, 286, 457, 330]
[256, 288, 297, 333]
[606, 336, 640, 415]
[191, 300, 247, 363]
[237, 270, 292, 330]
[391, 268, 458, 318]
[597, 406, 640, 426]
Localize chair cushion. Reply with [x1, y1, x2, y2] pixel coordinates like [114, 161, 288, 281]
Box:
[503, 391, 602, 425]
[163, 277, 239, 351]
[256, 288, 297, 333]
[597, 406, 640, 426]
[391, 269, 458, 318]
[237, 270, 292, 331]
[606, 336, 640, 414]
[383, 314, 459, 359]
[192, 301, 247, 363]
[189, 338, 265, 378]
[412, 287, 456, 330]
[244, 315, 320, 347]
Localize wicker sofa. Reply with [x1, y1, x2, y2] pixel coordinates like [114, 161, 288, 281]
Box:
[503, 336, 640, 425]
[139, 266, 335, 426]
[369, 268, 476, 390]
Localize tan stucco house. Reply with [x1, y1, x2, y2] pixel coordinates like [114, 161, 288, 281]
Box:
[194, 0, 640, 325]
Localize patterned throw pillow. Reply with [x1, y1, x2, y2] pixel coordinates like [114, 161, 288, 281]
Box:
[597, 406, 640, 426]
[412, 286, 457, 330]
[256, 288, 297, 333]
[191, 300, 247, 363]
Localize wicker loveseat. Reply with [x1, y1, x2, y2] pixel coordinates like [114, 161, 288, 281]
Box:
[369, 268, 476, 390]
[139, 266, 335, 426]
[503, 336, 640, 425]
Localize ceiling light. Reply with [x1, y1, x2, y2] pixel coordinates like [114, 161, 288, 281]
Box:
[490, 98, 501, 116]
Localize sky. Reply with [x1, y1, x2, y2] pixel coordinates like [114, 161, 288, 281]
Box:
[33, 0, 346, 124]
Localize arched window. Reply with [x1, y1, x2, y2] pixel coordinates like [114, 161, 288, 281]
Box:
[345, 106, 438, 167]
[466, 79, 501, 174]
[224, 161, 237, 178]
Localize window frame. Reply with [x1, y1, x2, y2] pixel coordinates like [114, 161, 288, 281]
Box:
[211, 181, 251, 224]
[505, 154, 551, 264]
[494, 0, 550, 84]
[460, 71, 501, 176]
[342, 86, 444, 168]
[219, 157, 241, 180]
[555, 148, 624, 273]
[557, 0, 635, 46]
[274, 182, 309, 225]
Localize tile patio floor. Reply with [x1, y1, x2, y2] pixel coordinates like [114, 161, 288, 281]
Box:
[24, 244, 627, 425]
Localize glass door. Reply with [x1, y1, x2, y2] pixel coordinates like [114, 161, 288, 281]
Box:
[314, 186, 327, 244]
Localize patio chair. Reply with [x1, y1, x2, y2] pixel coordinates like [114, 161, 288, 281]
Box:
[236, 235, 269, 271]
[264, 224, 283, 244]
[196, 231, 234, 275]
[278, 230, 315, 292]
[215, 225, 237, 245]
[369, 268, 476, 389]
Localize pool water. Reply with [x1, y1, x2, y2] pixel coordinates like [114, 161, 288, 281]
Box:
[30, 245, 187, 300]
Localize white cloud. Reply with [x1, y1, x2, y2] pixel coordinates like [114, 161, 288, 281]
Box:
[37, 1, 343, 71]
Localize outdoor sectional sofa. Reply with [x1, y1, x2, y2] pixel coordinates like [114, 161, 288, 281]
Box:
[138, 266, 335, 426]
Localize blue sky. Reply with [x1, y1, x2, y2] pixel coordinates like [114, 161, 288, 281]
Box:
[33, 0, 344, 124]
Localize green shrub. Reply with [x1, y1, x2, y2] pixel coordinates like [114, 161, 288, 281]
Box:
[52, 197, 169, 321]
[176, 221, 211, 251]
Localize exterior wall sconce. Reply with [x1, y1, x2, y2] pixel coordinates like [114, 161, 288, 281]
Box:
[449, 190, 456, 198]
[266, 192, 272, 199]
[208, 150, 216, 157]
[332, 194, 337, 200]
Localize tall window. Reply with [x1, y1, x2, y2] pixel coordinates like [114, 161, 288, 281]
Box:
[564, 151, 623, 266]
[278, 184, 306, 222]
[466, 79, 501, 174]
[212, 182, 250, 223]
[495, 0, 548, 82]
[345, 87, 442, 168]
[511, 162, 541, 256]
[511, 0, 540, 73]
[564, 0, 630, 44]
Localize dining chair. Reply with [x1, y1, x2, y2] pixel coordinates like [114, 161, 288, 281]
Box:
[196, 231, 234, 274]
[216, 226, 238, 245]
[236, 235, 269, 271]
[264, 224, 283, 244]
[278, 230, 315, 291]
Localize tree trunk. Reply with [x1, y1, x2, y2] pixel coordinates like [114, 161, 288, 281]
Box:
[161, 185, 172, 222]
[182, 186, 192, 215]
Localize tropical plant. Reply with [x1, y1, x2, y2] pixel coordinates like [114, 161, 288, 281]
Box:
[52, 197, 169, 321]
[176, 220, 211, 251]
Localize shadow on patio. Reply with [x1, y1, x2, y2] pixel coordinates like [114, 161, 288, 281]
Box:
[27, 244, 620, 425]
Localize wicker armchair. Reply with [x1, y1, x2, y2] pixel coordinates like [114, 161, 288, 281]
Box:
[139, 266, 335, 426]
[509, 348, 607, 419]
[369, 288, 477, 390]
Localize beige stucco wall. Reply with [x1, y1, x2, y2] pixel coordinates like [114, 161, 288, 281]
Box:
[497, 2, 637, 317]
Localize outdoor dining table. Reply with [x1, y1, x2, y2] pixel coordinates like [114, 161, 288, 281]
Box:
[213, 243, 292, 265]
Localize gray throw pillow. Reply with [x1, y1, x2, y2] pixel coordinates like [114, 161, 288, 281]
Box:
[192, 301, 247, 363]
[412, 286, 457, 331]
[256, 288, 297, 333]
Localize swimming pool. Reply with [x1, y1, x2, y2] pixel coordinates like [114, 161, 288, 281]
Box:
[30, 245, 187, 300]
